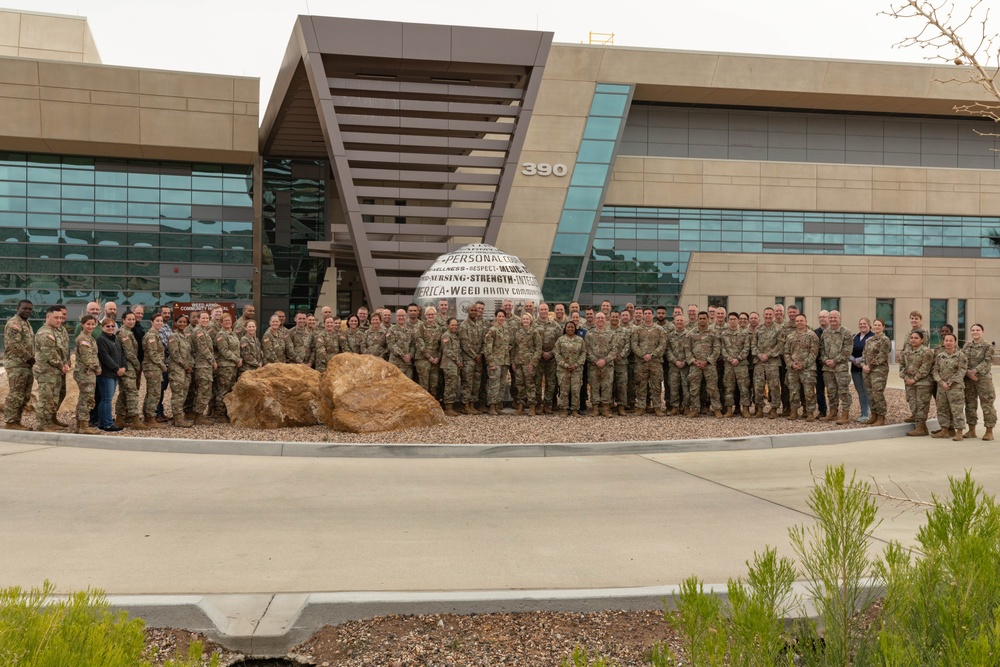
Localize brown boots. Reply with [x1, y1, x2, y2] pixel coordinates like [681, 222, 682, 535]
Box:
[835, 409, 850, 425]
[984, 428, 994, 442]
[963, 425, 978, 439]
[76, 420, 99, 435]
[820, 409, 838, 423]
[444, 405, 460, 417]
[931, 427, 956, 439]
[123, 416, 149, 430]
[145, 417, 168, 429]
[906, 421, 928, 437]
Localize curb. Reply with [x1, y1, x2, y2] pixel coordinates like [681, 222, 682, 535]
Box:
[109, 583, 849, 656]
[0, 421, 925, 458]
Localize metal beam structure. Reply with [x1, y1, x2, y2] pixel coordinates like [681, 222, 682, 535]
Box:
[260, 16, 552, 309]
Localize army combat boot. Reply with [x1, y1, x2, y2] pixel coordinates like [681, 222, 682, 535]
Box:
[906, 421, 928, 437]
[963, 425, 978, 439]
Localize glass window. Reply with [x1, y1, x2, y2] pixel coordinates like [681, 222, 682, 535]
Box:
[552, 234, 590, 255]
[957, 299, 967, 347]
[929, 298, 948, 348]
[577, 141, 615, 163]
[708, 296, 728, 310]
[820, 297, 840, 312]
[569, 163, 608, 187]
[589, 93, 629, 117]
[583, 117, 622, 140]
[542, 278, 576, 303]
[546, 255, 585, 279]
[564, 187, 602, 210]
[875, 298, 895, 342]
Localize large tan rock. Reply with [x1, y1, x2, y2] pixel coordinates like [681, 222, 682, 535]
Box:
[224, 363, 321, 429]
[317, 353, 445, 433]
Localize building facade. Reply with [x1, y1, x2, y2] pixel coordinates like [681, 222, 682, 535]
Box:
[2, 9, 998, 351]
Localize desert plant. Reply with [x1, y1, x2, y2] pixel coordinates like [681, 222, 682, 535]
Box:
[874, 471, 1000, 666]
[788, 465, 880, 667]
[560, 644, 617, 667]
[662, 576, 728, 667]
[0, 581, 215, 667]
[727, 546, 798, 667]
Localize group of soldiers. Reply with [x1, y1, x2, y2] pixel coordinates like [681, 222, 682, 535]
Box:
[4, 297, 993, 441]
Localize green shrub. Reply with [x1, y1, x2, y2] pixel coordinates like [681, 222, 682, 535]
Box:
[727, 547, 797, 667]
[0, 581, 214, 667]
[662, 576, 728, 667]
[560, 644, 617, 667]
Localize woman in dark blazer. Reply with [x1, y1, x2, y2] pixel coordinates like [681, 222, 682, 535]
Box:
[849, 317, 875, 422]
[96, 318, 125, 432]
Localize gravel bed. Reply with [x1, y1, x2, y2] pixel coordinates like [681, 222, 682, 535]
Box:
[25, 387, 923, 445]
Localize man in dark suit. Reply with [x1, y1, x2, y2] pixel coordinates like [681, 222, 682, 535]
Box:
[814, 310, 830, 418]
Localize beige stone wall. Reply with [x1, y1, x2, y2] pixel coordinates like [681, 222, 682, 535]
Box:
[0, 10, 101, 64]
[681, 252, 1000, 349]
[606, 157, 1000, 216]
[0, 57, 258, 163]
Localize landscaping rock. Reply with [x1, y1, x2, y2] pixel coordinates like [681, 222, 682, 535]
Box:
[224, 364, 321, 429]
[316, 353, 445, 433]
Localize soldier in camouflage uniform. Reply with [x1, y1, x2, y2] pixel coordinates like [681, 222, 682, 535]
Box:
[752, 308, 782, 418]
[621, 310, 637, 410]
[141, 313, 169, 428]
[585, 312, 616, 417]
[239, 321, 264, 376]
[167, 316, 194, 428]
[415, 307, 444, 397]
[72, 315, 101, 434]
[609, 311, 630, 416]
[900, 330, 934, 437]
[262, 315, 292, 364]
[687, 312, 722, 417]
[32, 306, 69, 432]
[386, 310, 415, 379]
[483, 310, 511, 415]
[460, 302, 486, 414]
[554, 321, 586, 416]
[783, 314, 819, 421]
[289, 312, 315, 366]
[3, 299, 34, 429]
[533, 303, 561, 414]
[314, 316, 342, 373]
[55, 306, 71, 425]
[115, 312, 148, 430]
[511, 313, 542, 415]
[232, 305, 256, 338]
[631, 308, 667, 416]
[720, 313, 752, 417]
[819, 310, 854, 424]
[440, 318, 464, 416]
[861, 318, 891, 426]
[961, 324, 996, 441]
[343, 316, 364, 354]
[189, 311, 217, 425]
[362, 312, 389, 360]
[666, 315, 691, 416]
[212, 313, 241, 423]
[932, 333, 968, 441]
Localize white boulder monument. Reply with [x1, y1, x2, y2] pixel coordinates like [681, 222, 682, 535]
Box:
[413, 244, 543, 320]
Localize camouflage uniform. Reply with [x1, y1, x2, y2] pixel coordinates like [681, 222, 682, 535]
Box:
[360, 326, 387, 361]
[533, 318, 561, 409]
[56, 324, 70, 411]
[415, 321, 444, 396]
[115, 326, 141, 420]
[554, 333, 586, 411]
[585, 327, 616, 408]
[625, 322, 638, 409]
[213, 329, 241, 417]
[289, 325, 315, 366]
[458, 317, 485, 405]
[511, 325, 542, 407]
[783, 328, 819, 416]
[233, 316, 254, 338]
[933, 349, 968, 430]
[666, 328, 691, 411]
[3, 313, 34, 424]
[610, 323, 631, 409]
[141, 330, 168, 419]
[314, 330, 341, 373]
[820, 326, 854, 414]
[861, 333, 891, 418]
[74, 331, 100, 422]
[777, 321, 795, 411]
[439, 328, 463, 404]
[483, 323, 511, 408]
[343, 329, 365, 354]
[631, 323, 667, 411]
[719, 326, 751, 411]
[386, 323, 415, 379]
[962, 339, 997, 429]
[168, 330, 194, 417]
[239, 334, 263, 376]
[656, 319, 676, 407]
[33, 324, 66, 429]
[190, 325, 216, 416]
[899, 343, 934, 422]
[262, 328, 291, 364]
[752, 323, 782, 413]
[687, 327, 721, 413]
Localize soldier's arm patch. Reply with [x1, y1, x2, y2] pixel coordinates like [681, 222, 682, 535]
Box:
[80, 340, 91, 347]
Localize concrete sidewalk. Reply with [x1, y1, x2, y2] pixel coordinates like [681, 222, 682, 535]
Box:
[3, 434, 999, 653]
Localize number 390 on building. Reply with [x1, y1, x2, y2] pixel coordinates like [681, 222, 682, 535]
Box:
[520, 162, 568, 176]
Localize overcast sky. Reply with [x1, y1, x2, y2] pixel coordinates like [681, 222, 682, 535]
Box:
[6, 0, 940, 114]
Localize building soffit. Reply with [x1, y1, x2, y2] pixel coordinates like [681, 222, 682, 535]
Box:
[260, 16, 553, 309]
